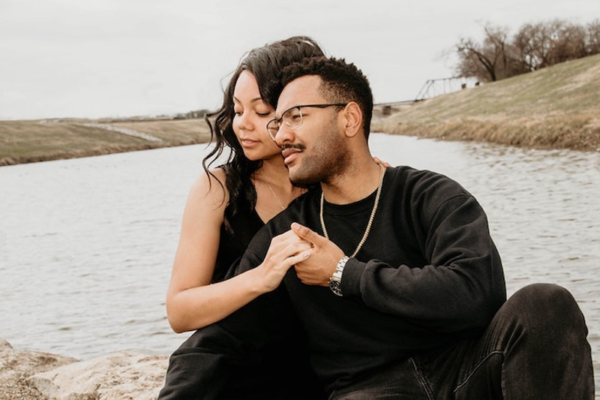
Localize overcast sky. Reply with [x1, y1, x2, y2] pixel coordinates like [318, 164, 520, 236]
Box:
[1, 0, 598, 120]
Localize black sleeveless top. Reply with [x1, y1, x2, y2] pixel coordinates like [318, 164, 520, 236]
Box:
[212, 199, 264, 283]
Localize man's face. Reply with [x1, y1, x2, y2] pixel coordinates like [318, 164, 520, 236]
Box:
[274, 75, 349, 186]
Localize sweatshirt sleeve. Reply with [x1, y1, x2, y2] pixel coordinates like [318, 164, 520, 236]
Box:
[341, 192, 507, 335]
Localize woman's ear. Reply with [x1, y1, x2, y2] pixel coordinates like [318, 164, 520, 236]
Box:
[341, 102, 363, 138]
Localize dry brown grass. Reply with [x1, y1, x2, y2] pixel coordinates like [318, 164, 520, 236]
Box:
[110, 118, 211, 143]
[375, 115, 600, 151]
[373, 53, 600, 152]
[0, 118, 211, 166]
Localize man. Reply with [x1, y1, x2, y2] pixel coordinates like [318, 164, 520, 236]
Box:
[160, 57, 594, 399]
[233, 57, 594, 399]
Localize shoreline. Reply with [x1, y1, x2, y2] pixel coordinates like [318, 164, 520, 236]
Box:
[371, 110, 600, 153]
[0, 118, 212, 167]
[0, 140, 199, 167]
[2, 124, 598, 168]
[374, 123, 600, 153]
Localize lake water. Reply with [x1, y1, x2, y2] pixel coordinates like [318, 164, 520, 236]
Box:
[1, 134, 599, 390]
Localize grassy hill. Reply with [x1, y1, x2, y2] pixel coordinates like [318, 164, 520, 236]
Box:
[0, 118, 211, 166]
[373, 53, 600, 152]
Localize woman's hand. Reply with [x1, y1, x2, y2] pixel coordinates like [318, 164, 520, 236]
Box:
[254, 229, 313, 293]
[373, 156, 390, 167]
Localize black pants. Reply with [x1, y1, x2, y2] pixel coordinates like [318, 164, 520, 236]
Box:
[329, 284, 595, 399]
[158, 287, 326, 400]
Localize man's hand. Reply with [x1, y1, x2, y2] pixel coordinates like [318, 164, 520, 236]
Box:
[291, 222, 345, 286]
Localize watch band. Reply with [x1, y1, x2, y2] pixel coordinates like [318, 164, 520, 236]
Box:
[329, 256, 349, 296]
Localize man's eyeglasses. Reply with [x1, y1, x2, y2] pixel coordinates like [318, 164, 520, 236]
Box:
[266, 103, 347, 141]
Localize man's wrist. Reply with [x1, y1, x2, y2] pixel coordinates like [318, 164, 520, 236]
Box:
[329, 256, 349, 296]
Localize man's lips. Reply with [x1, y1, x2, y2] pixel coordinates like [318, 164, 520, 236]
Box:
[281, 146, 304, 164]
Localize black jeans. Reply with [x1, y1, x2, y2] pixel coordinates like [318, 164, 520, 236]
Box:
[329, 283, 595, 400]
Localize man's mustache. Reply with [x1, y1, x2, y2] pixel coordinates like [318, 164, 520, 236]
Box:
[280, 143, 306, 151]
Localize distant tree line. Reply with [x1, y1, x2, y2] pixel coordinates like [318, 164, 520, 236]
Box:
[454, 19, 600, 82]
[183, 109, 210, 119]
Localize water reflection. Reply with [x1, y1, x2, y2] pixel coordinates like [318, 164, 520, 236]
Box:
[1, 134, 598, 388]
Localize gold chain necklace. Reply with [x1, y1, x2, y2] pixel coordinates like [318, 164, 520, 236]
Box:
[266, 182, 285, 210]
[319, 164, 385, 258]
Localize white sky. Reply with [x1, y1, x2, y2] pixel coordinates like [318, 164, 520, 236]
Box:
[1, 0, 598, 120]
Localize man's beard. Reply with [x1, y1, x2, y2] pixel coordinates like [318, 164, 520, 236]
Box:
[287, 133, 349, 187]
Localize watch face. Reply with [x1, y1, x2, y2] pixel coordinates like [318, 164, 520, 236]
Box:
[330, 280, 342, 296]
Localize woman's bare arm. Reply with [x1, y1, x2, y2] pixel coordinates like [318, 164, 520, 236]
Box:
[165, 169, 310, 333]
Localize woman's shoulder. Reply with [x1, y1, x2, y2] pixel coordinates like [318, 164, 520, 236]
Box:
[189, 166, 229, 209]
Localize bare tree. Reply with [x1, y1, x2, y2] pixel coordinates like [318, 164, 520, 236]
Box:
[455, 23, 513, 82]
[513, 22, 553, 71]
[586, 19, 600, 55]
[548, 20, 587, 64]
[453, 18, 600, 83]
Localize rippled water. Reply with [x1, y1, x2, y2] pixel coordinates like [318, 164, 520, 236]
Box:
[1, 134, 599, 389]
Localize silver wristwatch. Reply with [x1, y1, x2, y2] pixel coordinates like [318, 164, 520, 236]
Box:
[329, 256, 349, 296]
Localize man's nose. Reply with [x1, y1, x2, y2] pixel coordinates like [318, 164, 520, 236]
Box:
[274, 124, 294, 146]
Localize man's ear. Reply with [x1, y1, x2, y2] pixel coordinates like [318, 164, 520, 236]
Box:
[341, 102, 363, 138]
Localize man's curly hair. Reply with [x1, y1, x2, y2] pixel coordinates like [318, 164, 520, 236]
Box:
[280, 57, 373, 139]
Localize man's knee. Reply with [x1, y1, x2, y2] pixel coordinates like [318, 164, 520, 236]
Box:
[508, 283, 587, 336]
[490, 284, 594, 398]
[512, 283, 578, 312]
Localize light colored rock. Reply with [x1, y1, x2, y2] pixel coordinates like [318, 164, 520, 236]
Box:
[29, 351, 169, 400]
[0, 338, 169, 400]
[0, 337, 78, 400]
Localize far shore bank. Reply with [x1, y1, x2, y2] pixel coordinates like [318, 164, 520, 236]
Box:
[2, 113, 598, 168]
[0, 139, 201, 167]
[372, 111, 600, 153]
[0, 118, 212, 167]
[372, 53, 600, 153]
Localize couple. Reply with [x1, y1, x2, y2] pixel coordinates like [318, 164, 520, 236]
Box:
[159, 36, 594, 399]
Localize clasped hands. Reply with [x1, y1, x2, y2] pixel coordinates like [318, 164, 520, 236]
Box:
[258, 222, 344, 291]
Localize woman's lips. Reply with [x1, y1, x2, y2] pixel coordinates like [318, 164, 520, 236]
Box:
[240, 138, 259, 148]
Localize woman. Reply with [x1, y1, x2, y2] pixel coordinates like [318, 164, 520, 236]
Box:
[166, 36, 324, 334]
[159, 37, 327, 399]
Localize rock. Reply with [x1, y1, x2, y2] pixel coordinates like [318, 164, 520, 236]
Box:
[0, 338, 169, 400]
[29, 351, 168, 400]
[0, 337, 78, 400]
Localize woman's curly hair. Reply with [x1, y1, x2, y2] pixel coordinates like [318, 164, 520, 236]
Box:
[203, 36, 325, 232]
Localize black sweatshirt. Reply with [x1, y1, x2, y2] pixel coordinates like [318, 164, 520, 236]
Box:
[237, 166, 507, 393]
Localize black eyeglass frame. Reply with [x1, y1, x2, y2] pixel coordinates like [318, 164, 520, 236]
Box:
[266, 103, 347, 141]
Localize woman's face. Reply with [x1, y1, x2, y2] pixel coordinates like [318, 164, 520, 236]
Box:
[232, 70, 281, 161]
